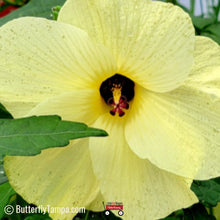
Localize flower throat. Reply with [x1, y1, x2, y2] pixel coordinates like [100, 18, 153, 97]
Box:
[100, 74, 135, 117]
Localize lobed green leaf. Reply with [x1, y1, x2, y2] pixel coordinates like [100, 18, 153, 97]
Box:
[0, 115, 107, 158]
[191, 178, 220, 207]
[0, 0, 65, 26]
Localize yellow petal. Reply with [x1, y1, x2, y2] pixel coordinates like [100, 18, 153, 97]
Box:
[125, 37, 220, 179]
[86, 191, 105, 212]
[187, 36, 220, 89]
[26, 90, 109, 125]
[0, 17, 117, 118]
[4, 139, 100, 220]
[59, 0, 195, 92]
[89, 114, 197, 219]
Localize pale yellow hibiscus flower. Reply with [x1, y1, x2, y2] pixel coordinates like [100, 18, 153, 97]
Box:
[0, 0, 220, 219]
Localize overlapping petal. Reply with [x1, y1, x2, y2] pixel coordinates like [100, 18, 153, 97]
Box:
[27, 90, 109, 125]
[125, 36, 220, 179]
[89, 114, 197, 219]
[4, 139, 100, 220]
[86, 191, 105, 212]
[0, 17, 117, 118]
[59, 0, 195, 92]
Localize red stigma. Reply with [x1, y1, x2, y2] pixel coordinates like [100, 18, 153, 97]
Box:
[108, 96, 129, 117]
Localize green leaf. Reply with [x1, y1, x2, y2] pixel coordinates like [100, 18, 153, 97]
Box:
[0, 181, 16, 219]
[0, 0, 65, 26]
[0, 156, 8, 184]
[183, 203, 216, 220]
[191, 16, 216, 30]
[191, 178, 220, 207]
[0, 115, 107, 158]
[201, 23, 220, 44]
[4, 0, 29, 6]
[0, 103, 13, 119]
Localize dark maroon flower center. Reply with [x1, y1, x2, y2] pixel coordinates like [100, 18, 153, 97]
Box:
[100, 74, 135, 117]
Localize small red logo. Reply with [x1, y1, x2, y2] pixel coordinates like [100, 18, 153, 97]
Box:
[106, 202, 123, 210]
[103, 202, 124, 216]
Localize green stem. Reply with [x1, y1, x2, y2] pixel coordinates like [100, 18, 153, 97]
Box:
[215, 1, 220, 22]
[85, 210, 90, 220]
[209, 207, 213, 216]
[190, 0, 195, 15]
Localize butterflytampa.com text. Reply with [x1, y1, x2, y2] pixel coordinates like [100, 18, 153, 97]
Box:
[4, 204, 85, 215]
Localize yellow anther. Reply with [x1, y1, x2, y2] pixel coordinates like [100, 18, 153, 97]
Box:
[112, 84, 122, 104]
